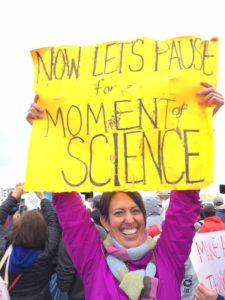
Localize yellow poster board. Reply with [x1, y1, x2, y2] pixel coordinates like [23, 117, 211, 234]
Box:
[25, 36, 218, 192]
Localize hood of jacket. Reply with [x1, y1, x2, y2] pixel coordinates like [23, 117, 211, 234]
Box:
[9, 245, 41, 274]
[204, 216, 223, 224]
[144, 196, 161, 217]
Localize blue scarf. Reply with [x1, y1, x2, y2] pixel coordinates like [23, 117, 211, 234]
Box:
[9, 245, 41, 274]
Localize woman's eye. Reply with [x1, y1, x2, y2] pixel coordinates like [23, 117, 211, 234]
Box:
[132, 209, 141, 214]
[114, 211, 123, 216]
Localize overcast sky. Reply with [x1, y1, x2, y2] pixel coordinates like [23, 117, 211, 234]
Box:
[0, 0, 224, 196]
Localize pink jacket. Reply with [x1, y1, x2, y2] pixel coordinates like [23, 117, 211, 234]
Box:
[53, 190, 200, 300]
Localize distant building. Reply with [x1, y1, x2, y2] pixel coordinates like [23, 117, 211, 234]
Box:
[0, 187, 13, 205]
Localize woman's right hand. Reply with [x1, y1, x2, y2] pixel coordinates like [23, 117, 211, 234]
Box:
[12, 183, 24, 201]
[195, 283, 219, 300]
[26, 95, 45, 125]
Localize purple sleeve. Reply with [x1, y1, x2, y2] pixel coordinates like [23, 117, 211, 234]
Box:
[53, 192, 104, 278]
[156, 190, 201, 279]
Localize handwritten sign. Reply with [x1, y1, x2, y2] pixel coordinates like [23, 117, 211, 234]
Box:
[25, 36, 218, 192]
[190, 231, 225, 296]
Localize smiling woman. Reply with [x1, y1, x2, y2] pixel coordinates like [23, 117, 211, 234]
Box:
[53, 189, 201, 300]
[99, 191, 146, 248]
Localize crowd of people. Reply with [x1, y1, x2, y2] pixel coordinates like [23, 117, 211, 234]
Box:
[0, 82, 224, 300]
[1, 185, 225, 300]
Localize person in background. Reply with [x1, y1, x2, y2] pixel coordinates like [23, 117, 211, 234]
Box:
[213, 195, 225, 223]
[213, 196, 224, 208]
[198, 205, 225, 233]
[192, 199, 225, 299]
[181, 207, 204, 300]
[56, 239, 85, 300]
[156, 190, 170, 221]
[194, 208, 205, 232]
[0, 183, 61, 300]
[144, 195, 162, 230]
[90, 194, 102, 227]
[3, 202, 19, 231]
[195, 283, 225, 300]
[181, 206, 206, 299]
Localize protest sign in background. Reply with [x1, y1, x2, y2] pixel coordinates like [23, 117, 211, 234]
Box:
[190, 231, 225, 296]
[25, 36, 218, 192]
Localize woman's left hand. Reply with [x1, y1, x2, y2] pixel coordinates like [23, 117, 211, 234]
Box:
[197, 82, 224, 115]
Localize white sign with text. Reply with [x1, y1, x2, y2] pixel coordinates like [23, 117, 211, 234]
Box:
[190, 231, 225, 296]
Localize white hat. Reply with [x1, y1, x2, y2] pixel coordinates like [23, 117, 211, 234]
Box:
[156, 190, 170, 197]
[213, 196, 224, 206]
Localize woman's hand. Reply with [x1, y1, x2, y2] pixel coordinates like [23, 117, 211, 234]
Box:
[197, 82, 224, 115]
[195, 283, 219, 300]
[26, 95, 45, 124]
[12, 183, 24, 201]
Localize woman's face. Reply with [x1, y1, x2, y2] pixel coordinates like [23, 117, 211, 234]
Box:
[101, 192, 145, 248]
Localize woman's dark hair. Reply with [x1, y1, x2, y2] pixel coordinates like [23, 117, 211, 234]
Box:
[99, 191, 146, 224]
[9, 209, 49, 248]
